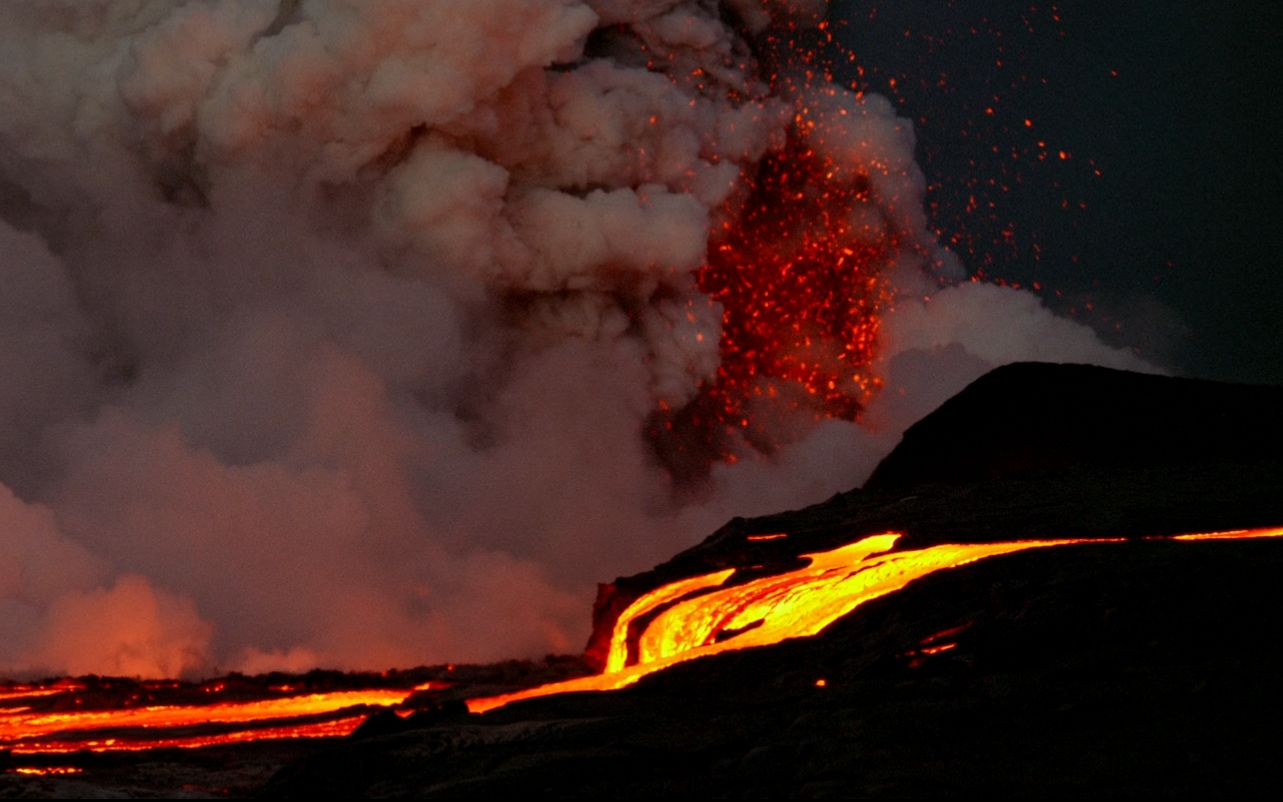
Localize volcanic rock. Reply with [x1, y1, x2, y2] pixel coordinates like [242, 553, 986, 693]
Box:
[865, 361, 1283, 489]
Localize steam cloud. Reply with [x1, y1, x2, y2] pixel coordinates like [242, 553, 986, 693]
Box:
[0, 0, 1150, 678]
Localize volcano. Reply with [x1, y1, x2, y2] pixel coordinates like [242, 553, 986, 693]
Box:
[7, 362, 1283, 797]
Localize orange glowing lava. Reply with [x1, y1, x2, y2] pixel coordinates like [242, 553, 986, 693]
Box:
[6, 767, 83, 776]
[5, 527, 1282, 756]
[468, 526, 1283, 714]
[0, 685, 427, 754]
[8, 717, 366, 755]
[0, 688, 65, 705]
[0, 688, 412, 742]
[1167, 528, 1283, 542]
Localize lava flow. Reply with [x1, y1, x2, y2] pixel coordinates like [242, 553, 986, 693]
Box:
[467, 526, 1283, 713]
[0, 682, 432, 755]
[4, 527, 1282, 754]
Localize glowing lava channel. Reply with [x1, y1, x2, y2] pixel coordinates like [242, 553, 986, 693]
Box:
[6, 717, 366, 755]
[0, 686, 427, 754]
[468, 526, 1283, 714]
[6, 767, 83, 776]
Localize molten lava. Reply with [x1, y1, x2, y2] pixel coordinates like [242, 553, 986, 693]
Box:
[4, 527, 1282, 756]
[5, 767, 83, 776]
[0, 683, 431, 754]
[6, 717, 366, 756]
[467, 526, 1283, 714]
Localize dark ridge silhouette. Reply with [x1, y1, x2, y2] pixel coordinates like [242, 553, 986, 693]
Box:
[865, 362, 1283, 490]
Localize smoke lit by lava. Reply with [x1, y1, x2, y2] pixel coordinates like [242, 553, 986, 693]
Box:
[0, 1, 1148, 680]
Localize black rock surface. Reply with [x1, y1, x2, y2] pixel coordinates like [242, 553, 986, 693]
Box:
[865, 361, 1283, 489]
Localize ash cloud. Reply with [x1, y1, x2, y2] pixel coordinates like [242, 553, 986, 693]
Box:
[0, 0, 1150, 678]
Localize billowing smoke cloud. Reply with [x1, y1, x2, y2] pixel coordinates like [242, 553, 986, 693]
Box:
[0, 0, 1150, 678]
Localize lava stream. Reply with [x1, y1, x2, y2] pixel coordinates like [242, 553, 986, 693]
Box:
[0, 686, 428, 754]
[4, 527, 1281, 753]
[7, 717, 366, 755]
[467, 526, 1283, 713]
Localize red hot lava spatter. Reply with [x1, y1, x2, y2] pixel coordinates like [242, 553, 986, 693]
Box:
[649, 18, 899, 480]
[652, 136, 894, 479]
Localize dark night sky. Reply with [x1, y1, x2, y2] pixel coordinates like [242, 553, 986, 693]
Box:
[831, 1, 1283, 385]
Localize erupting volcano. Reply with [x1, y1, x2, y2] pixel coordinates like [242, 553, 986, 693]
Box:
[1, 0, 1032, 685]
[2, 0, 1279, 796]
[0, 0, 1160, 681]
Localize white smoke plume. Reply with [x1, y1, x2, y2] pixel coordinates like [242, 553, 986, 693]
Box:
[0, 0, 1150, 678]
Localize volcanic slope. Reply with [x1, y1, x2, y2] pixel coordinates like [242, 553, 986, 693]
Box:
[865, 361, 1283, 490]
[264, 363, 1283, 797]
